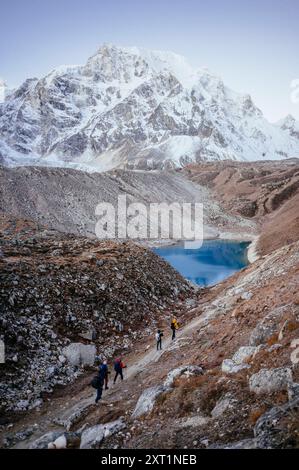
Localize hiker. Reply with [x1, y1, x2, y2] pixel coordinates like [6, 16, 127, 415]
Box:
[113, 357, 126, 384]
[93, 364, 104, 404]
[100, 360, 110, 390]
[171, 318, 179, 341]
[156, 330, 164, 351]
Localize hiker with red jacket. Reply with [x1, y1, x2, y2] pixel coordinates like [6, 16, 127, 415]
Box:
[113, 357, 127, 384]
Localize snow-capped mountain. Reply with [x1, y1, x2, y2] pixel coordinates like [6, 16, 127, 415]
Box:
[0, 79, 9, 104]
[0, 44, 298, 171]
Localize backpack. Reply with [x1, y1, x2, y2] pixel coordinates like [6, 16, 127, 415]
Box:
[114, 359, 121, 372]
[90, 376, 102, 389]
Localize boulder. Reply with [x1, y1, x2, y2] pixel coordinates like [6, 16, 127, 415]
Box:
[30, 432, 64, 449]
[80, 419, 125, 449]
[48, 432, 81, 449]
[163, 365, 203, 388]
[221, 359, 250, 374]
[53, 401, 95, 431]
[232, 346, 259, 364]
[80, 329, 97, 341]
[249, 307, 286, 346]
[211, 395, 235, 418]
[249, 367, 293, 395]
[62, 343, 96, 367]
[132, 385, 166, 419]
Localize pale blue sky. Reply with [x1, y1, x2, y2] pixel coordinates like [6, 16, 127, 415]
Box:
[1, 0, 298, 121]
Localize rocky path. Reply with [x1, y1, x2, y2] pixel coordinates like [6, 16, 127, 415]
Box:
[10, 305, 212, 449]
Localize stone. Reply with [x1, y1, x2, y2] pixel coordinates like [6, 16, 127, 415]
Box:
[249, 307, 286, 346]
[221, 359, 250, 374]
[80, 419, 125, 449]
[163, 365, 203, 388]
[15, 400, 30, 411]
[211, 395, 234, 418]
[241, 292, 253, 301]
[62, 343, 96, 367]
[132, 386, 166, 419]
[53, 402, 95, 431]
[249, 367, 293, 395]
[178, 415, 209, 428]
[232, 346, 259, 364]
[30, 432, 63, 449]
[80, 329, 97, 341]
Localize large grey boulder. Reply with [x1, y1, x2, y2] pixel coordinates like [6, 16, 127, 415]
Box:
[249, 306, 287, 346]
[30, 432, 63, 449]
[53, 401, 95, 431]
[132, 365, 203, 419]
[80, 419, 125, 449]
[211, 394, 236, 418]
[47, 432, 81, 449]
[221, 346, 258, 375]
[163, 365, 203, 388]
[62, 343, 96, 367]
[232, 346, 259, 364]
[221, 359, 250, 374]
[249, 367, 293, 395]
[132, 385, 166, 419]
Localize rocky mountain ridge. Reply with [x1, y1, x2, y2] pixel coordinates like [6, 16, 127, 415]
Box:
[1, 44, 299, 171]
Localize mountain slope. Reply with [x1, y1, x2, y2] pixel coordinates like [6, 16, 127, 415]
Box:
[0, 165, 256, 240]
[0, 44, 299, 171]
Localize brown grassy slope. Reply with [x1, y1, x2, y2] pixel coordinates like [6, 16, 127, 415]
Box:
[181, 160, 299, 255]
[258, 192, 299, 256]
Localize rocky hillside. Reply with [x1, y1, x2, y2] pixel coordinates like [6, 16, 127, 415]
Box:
[1, 231, 298, 449]
[121, 240, 299, 449]
[183, 159, 299, 255]
[0, 165, 256, 240]
[0, 215, 194, 415]
[1, 44, 298, 171]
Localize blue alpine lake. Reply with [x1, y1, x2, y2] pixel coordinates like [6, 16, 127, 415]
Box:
[154, 240, 250, 287]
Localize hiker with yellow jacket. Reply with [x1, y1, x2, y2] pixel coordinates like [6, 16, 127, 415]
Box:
[171, 317, 179, 340]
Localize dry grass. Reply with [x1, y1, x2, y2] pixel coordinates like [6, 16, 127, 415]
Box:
[248, 406, 268, 425]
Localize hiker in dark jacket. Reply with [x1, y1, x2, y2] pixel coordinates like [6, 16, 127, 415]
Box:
[95, 363, 105, 404]
[101, 360, 110, 390]
[156, 330, 163, 350]
[113, 357, 126, 384]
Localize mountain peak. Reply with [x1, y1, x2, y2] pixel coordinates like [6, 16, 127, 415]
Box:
[0, 44, 299, 170]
